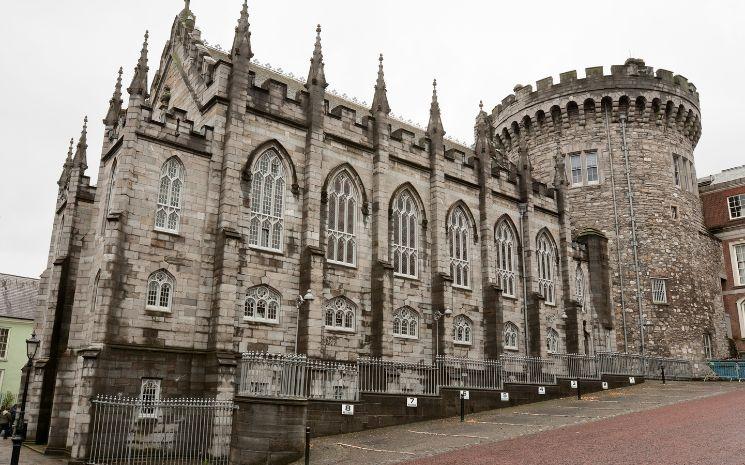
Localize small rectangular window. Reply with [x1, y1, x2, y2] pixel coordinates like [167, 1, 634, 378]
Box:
[703, 333, 712, 359]
[585, 152, 599, 183]
[570, 154, 582, 185]
[0, 329, 8, 359]
[670, 205, 678, 220]
[672, 155, 681, 187]
[729, 194, 744, 220]
[139, 378, 161, 418]
[734, 244, 745, 286]
[651, 278, 667, 304]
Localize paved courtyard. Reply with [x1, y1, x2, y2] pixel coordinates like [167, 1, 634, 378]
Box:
[0, 441, 66, 465]
[297, 381, 745, 465]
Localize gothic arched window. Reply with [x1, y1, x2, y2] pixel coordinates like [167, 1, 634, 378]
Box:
[536, 231, 557, 304]
[391, 189, 419, 278]
[453, 315, 472, 345]
[575, 265, 585, 311]
[324, 297, 356, 332]
[155, 157, 184, 233]
[495, 220, 516, 297]
[503, 322, 519, 350]
[393, 306, 419, 339]
[326, 170, 358, 265]
[248, 149, 285, 252]
[244, 285, 281, 324]
[146, 270, 174, 312]
[449, 206, 471, 288]
[546, 328, 560, 354]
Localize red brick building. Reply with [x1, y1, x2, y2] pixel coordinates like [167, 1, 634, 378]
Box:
[699, 165, 745, 356]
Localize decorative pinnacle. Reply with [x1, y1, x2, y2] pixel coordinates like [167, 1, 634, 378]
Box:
[73, 116, 88, 170]
[306, 24, 327, 88]
[371, 53, 390, 115]
[58, 138, 75, 187]
[232, 0, 253, 59]
[427, 78, 443, 137]
[127, 31, 149, 97]
[104, 67, 124, 126]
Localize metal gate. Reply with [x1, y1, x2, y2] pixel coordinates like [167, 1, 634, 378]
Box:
[87, 396, 235, 465]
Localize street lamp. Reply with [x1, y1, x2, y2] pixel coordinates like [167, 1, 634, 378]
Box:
[433, 308, 452, 358]
[10, 332, 40, 465]
[294, 290, 315, 354]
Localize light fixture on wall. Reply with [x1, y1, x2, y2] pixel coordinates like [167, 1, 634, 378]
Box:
[294, 290, 315, 354]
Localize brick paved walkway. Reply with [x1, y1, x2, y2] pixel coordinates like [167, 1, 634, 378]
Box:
[297, 381, 745, 465]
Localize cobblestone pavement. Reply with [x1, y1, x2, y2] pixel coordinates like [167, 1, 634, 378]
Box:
[0, 440, 67, 465]
[297, 381, 745, 465]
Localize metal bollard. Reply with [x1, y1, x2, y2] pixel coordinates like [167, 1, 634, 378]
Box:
[460, 393, 465, 422]
[577, 380, 581, 400]
[305, 426, 310, 465]
[661, 365, 666, 385]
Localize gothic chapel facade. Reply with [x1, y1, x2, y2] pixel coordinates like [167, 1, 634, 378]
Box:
[27, 1, 725, 455]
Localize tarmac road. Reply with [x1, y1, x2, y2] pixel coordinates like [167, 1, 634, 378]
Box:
[299, 382, 745, 465]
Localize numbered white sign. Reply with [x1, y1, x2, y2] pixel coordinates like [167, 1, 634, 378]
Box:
[460, 390, 470, 400]
[629, 377, 636, 384]
[407, 397, 418, 408]
[601, 381, 609, 390]
[341, 404, 354, 415]
[538, 386, 546, 395]
[500, 392, 510, 401]
[570, 380, 578, 389]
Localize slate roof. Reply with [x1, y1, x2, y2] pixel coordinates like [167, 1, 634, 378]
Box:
[0, 273, 39, 321]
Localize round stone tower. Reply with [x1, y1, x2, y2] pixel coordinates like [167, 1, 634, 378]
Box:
[491, 58, 726, 363]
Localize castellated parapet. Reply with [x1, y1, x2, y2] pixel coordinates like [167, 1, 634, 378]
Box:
[489, 58, 725, 360]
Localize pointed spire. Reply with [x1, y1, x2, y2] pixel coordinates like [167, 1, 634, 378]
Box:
[427, 79, 444, 137]
[104, 67, 124, 126]
[475, 100, 489, 132]
[231, 0, 253, 60]
[128, 31, 149, 97]
[58, 138, 74, 187]
[72, 116, 88, 171]
[371, 54, 390, 115]
[306, 24, 327, 88]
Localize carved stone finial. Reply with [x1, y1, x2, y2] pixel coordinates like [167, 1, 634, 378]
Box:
[127, 31, 149, 97]
[305, 23, 327, 89]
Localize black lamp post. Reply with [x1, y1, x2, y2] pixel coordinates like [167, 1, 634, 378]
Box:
[10, 332, 40, 465]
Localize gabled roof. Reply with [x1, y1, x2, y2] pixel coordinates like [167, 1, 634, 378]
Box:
[0, 273, 39, 321]
[698, 165, 745, 188]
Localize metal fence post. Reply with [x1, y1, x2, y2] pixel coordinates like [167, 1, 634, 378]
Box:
[661, 365, 666, 384]
[305, 426, 310, 465]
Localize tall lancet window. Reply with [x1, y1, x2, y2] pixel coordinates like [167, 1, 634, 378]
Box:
[326, 170, 358, 265]
[249, 149, 285, 252]
[103, 159, 117, 233]
[155, 157, 184, 233]
[449, 206, 470, 288]
[391, 189, 419, 278]
[536, 231, 557, 305]
[495, 220, 516, 297]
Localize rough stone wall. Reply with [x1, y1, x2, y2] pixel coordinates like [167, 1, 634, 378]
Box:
[492, 59, 727, 363]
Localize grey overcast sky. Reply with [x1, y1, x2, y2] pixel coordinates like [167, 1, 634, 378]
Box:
[1, 0, 744, 278]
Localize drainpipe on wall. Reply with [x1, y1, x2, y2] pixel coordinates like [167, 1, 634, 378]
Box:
[518, 202, 530, 354]
[603, 105, 629, 352]
[619, 113, 646, 354]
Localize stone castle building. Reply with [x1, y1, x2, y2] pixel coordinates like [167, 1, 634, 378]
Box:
[26, 1, 726, 456]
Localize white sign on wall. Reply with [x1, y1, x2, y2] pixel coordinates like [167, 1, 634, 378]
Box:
[342, 404, 354, 415]
[570, 380, 578, 389]
[407, 397, 418, 408]
[602, 382, 609, 390]
[538, 386, 546, 395]
[500, 392, 509, 401]
[460, 390, 470, 400]
[629, 377, 636, 384]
